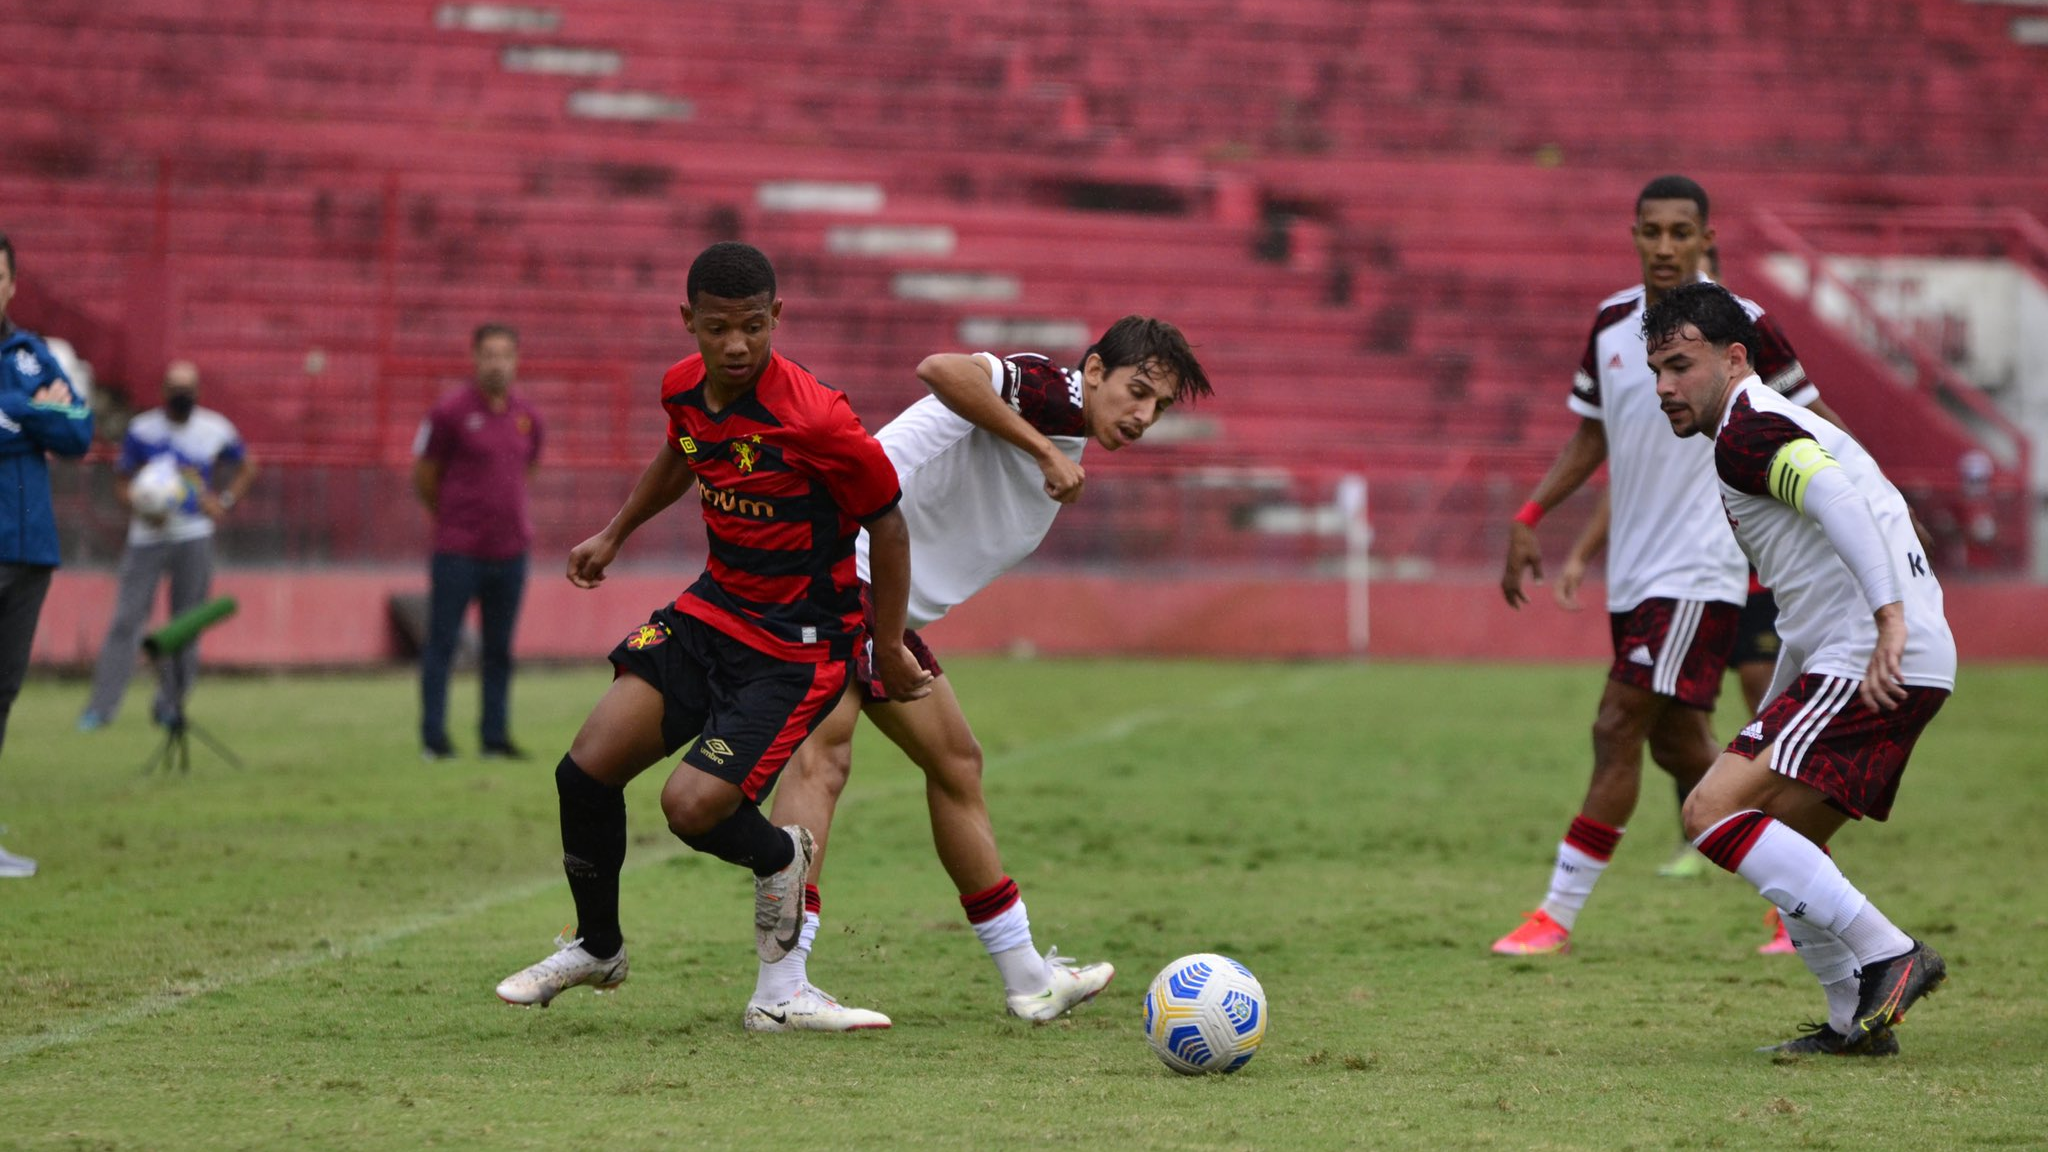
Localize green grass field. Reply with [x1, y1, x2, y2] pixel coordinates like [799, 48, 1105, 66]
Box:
[1, 659, 2044, 1151]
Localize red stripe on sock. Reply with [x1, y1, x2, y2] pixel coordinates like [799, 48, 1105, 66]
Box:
[804, 884, 822, 916]
[1697, 811, 1773, 871]
[1564, 815, 1624, 861]
[959, 876, 1020, 924]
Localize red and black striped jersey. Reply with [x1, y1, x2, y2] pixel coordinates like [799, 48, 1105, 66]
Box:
[662, 351, 901, 662]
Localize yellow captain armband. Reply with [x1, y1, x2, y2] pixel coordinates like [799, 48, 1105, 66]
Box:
[1766, 438, 1839, 512]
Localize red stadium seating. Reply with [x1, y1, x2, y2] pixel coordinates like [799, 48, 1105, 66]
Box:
[6, 0, 2041, 571]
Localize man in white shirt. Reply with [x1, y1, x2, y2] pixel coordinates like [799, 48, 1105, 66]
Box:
[1647, 281, 1954, 1057]
[746, 316, 1211, 1031]
[1493, 176, 1842, 957]
[79, 361, 259, 730]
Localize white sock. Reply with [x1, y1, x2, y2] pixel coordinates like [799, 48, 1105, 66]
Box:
[1539, 843, 1609, 932]
[1782, 910, 1860, 1034]
[751, 911, 818, 1006]
[1698, 813, 1913, 967]
[975, 904, 1048, 996]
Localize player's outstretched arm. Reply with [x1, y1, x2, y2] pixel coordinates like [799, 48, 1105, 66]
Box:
[917, 353, 1083, 503]
[862, 505, 935, 702]
[1502, 418, 1607, 609]
[568, 442, 696, 588]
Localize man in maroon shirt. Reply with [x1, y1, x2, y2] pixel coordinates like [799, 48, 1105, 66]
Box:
[412, 323, 543, 761]
[494, 243, 932, 1019]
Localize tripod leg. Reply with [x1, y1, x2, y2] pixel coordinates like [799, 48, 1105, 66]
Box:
[185, 722, 245, 769]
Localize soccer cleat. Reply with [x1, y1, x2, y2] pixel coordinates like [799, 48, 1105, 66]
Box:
[754, 826, 816, 963]
[1759, 1021, 1899, 1057]
[76, 711, 108, 733]
[421, 739, 457, 763]
[1006, 948, 1115, 1022]
[1758, 907, 1797, 955]
[480, 741, 530, 761]
[495, 931, 628, 1006]
[1492, 909, 1571, 955]
[0, 844, 38, 878]
[743, 983, 892, 1033]
[1849, 939, 1946, 1045]
[1657, 842, 1709, 879]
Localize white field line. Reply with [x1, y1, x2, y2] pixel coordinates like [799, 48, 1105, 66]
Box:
[0, 670, 1318, 1061]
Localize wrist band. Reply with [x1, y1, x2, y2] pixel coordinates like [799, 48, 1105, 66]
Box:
[1513, 501, 1545, 528]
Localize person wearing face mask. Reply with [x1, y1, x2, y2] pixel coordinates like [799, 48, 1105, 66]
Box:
[78, 360, 258, 732]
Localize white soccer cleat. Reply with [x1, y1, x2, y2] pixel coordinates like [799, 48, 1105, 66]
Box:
[754, 826, 815, 963]
[495, 932, 628, 1006]
[743, 983, 893, 1033]
[1006, 948, 1115, 1023]
[0, 844, 37, 879]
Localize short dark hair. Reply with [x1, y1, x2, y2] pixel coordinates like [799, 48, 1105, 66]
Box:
[1636, 174, 1710, 223]
[472, 322, 517, 349]
[0, 232, 14, 277]
[1642, 281, 1759, 365]
[1084, 315, 1212, 404]
[687, 242, 776, 304]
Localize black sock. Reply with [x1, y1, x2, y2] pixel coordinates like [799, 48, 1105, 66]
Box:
[678, 801, 794, 876]
[556, 754, 626, 958]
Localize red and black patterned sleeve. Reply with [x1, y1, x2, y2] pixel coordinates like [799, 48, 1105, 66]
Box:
[998, 355, 1088, 437]
[1715, 393, 1812, 495]
[1751, 313, 1814, 400]
[789, 389, 902, 523]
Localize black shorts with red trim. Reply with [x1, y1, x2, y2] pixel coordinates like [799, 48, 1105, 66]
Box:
[1731, 588, 1783, 668]
[853, 585, 942, 702]
[607, 605, 851, 802]
[1607, 597, 1740, 709]
[1727, 672, 1949, 822]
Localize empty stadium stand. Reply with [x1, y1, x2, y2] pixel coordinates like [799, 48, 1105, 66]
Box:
[5, 0, 2042, 573]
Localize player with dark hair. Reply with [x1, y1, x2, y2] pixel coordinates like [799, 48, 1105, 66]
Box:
[1645, 280, 1954, 1056]
[742, 316, 1211, 1030]
[1493, 176, 1844, 956]
[494, 242, 933, 1012]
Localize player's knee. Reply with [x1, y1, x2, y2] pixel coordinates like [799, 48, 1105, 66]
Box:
[1679, 786, 1727, 842]
[660, 782, 729, 839]
[924, 738, 985, 797]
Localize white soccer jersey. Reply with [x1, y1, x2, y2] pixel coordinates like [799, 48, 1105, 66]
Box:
[855, 352, 1088, 628]
[1571, 285, 1819, 613]
[1712, 378, 1955, 689]
[119, 407, 246, 546]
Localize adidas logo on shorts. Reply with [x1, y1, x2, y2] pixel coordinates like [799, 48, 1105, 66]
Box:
[1627, 644, 1655, 667]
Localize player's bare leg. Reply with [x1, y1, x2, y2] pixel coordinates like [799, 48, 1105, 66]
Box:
[1687, 749, 1937, 1053]
[864, 676, 1112, 1019]
[1495, 680, 1662, 954]
[497, 673, 669, 1006]
[1647, 699, 1715, 879]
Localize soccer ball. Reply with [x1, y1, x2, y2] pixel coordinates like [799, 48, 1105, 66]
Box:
[1142, 953, 1267, 1075]
[129, 459, 189, 518]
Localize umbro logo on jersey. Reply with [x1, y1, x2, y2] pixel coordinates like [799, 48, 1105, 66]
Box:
[1739, 720, 1764, 741]
[677, 434, 698, 455]
[1627, 644, 1655, 667]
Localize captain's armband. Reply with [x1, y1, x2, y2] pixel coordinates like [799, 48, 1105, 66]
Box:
[1766, 439, 1839, 512]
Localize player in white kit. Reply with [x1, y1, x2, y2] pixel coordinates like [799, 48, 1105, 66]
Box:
[1494, 176, 1842, 956]
[1646, 281, 1955, 1056]
[742, 316, 1211, 1031]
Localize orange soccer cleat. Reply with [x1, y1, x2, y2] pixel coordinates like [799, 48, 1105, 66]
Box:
[1492, 909, 1571, 956]
[1758, 907, 1797, 955]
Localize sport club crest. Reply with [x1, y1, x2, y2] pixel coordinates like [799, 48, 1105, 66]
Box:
[625, 623, 667, 650]
[731, 433, 764, 474]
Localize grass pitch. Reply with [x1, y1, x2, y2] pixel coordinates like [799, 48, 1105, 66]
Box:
[1, 658, 2044, 1150]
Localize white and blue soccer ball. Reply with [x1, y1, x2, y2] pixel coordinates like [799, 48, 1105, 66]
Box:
[128, 459, 189, 519]
[1142, 953, 1267, 1075]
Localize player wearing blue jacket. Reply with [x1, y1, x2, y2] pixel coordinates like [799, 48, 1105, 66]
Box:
[0, 232, 94, 878]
